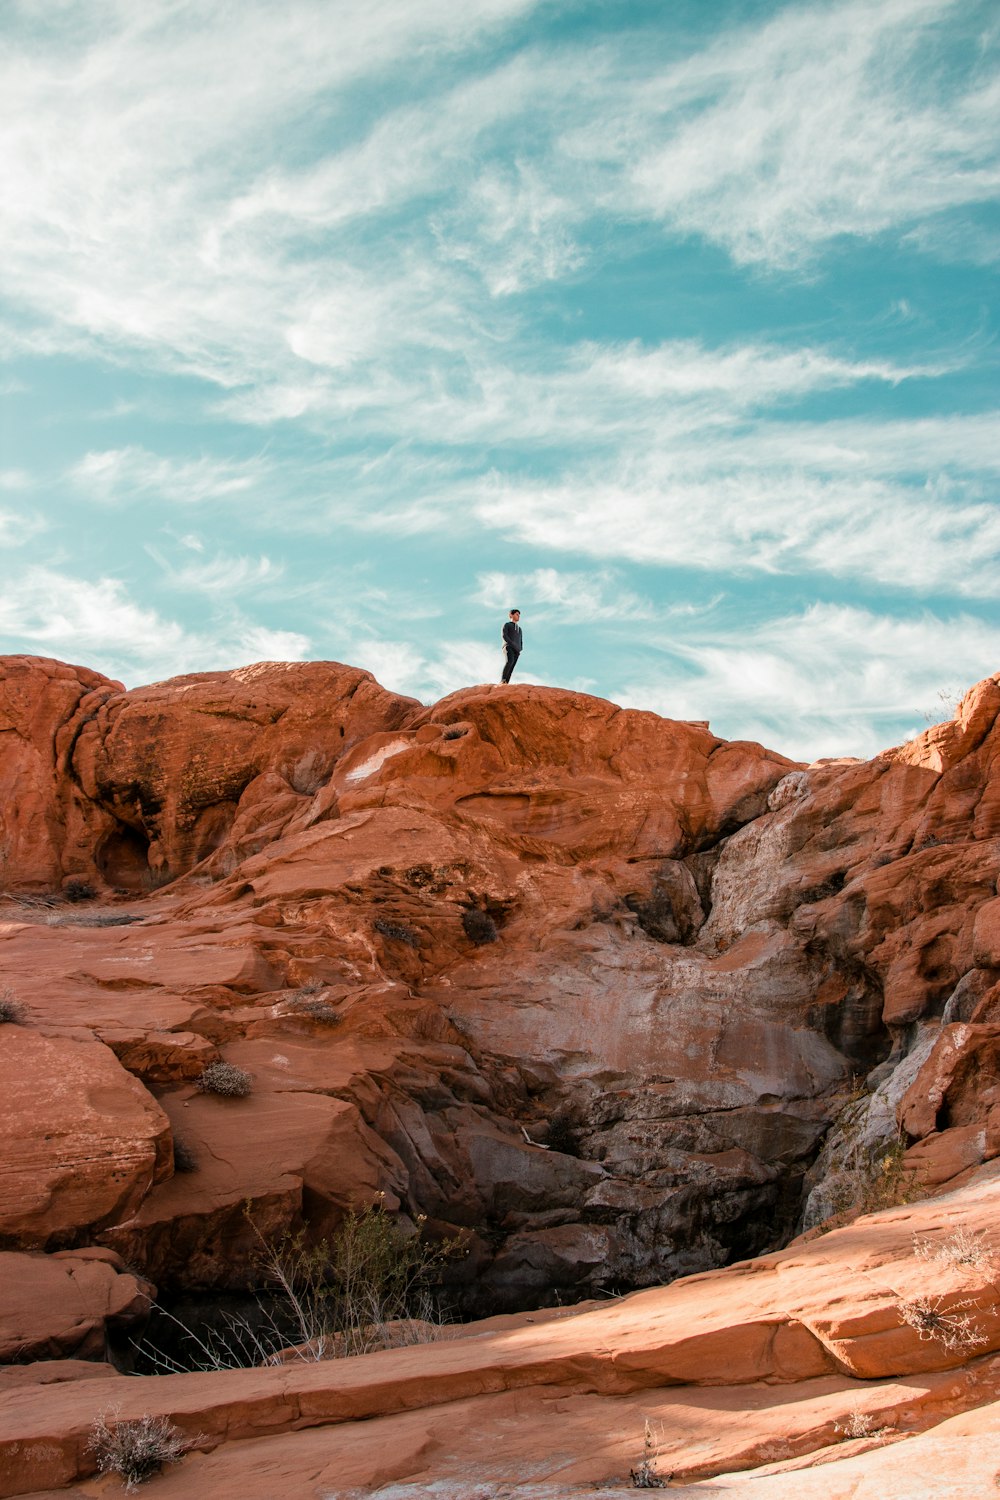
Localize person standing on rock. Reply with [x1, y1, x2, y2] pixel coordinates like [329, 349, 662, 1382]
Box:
[501, 609, 522, 683]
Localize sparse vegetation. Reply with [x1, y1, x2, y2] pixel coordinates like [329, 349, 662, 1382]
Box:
[462, 908, 498, 945]
[829, 1132, 922, 1220]
[196, 1061, 253, 1098]
[171, 1138, 198, 1174]
[630, 1420, 668, 1489]
[137, 1198, 463, 1373]
[373, 916, 419, 947]
[835, 1407, 889, 1441]
[913, 1227, 998, 1278]
[47, 912, 142, 928]
[897, 1294, 988, 1353]
[63, 878, 97, 903]
[286, 987, 341, 1025]
[0, 988, 26, 1024]
[87, 1411, 190, 1491]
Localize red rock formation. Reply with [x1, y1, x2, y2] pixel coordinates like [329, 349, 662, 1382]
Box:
[6, 654, 1000, 1498]
[3, 1170, 1000, 1496]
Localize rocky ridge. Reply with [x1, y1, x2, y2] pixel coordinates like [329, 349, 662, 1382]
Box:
[4, 653, 1000, 1496]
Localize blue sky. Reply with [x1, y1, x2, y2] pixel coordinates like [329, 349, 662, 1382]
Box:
[1, 0, 998, 761]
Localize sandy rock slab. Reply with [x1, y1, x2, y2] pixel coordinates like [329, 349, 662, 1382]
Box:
[0, 1249, 152, 1363]
[0, 1029, 171, 1249]
[6, 1170, 1000, 1496]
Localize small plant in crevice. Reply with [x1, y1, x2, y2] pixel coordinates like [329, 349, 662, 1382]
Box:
[373, 916, 419, 947]
[830, 1132, 923, 1221]
[834, 1407, 889, 1442]
[171, 1137, 199, 1174]
[630, 1420, 668, 1489]
[48, 911, 142, 928]
[545, 1113, 579, 1156]
[897, 1294, 989, 1353]
[0, 988, 26, 1024]
[87, 1411, 191, 1491]
[285, 985, 341, 1025]
[462, 908, 498, 945]
[196, 1061, 253, 1098]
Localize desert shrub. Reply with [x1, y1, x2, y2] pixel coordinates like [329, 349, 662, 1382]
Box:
[172, 1138, 199, 1174]
[87, 1411, 190, 1490]
[196, 1061, 253, 1098]
[897, 1294, 988, 1353]
[63, 878, 97, 903]
[48, 912, 141, 928]
[829, 1133, 922, 1220]
[286, 988, 341, 1025]
[630, 1421, 667, 1488]
[913, 1227, 997, 1277]
[462, 908, 498, 945]
[373, 916, 419, 947]
[136, 1199, 463, 1372]
[264, 1198, 460, 1359]
[0, 989, 26, 1024]
[835, 1407, 889, 1441]
[545, 1113, 579, 1156]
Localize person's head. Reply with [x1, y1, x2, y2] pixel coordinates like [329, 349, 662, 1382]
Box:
[509, 608, 520, 620]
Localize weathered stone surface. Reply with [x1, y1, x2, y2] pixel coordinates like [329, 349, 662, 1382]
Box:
[0, 1029, 171, 1249]
[0, 1249, 152, 1363]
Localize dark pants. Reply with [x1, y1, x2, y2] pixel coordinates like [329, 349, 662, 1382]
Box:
[501, 647, 520, 683]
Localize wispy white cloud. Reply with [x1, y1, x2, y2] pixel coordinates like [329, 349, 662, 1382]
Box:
[0, 565, 310, 684]
[465, 409, 1000, 595]
[70, 447, 271, 506]
[474, 567, 659, 622]
[349, 637, 514, 701]
[618, 604, 1000, 761]
[147, 547, 285, 594]
[0, 505, 47, 545]
[603, 0, 1000, 269]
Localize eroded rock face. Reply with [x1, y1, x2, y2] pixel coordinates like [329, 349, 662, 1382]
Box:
[0, 1028, 171, 1250]
[0, 1248, 153, 1363]
[3, 656, 1000, 1342]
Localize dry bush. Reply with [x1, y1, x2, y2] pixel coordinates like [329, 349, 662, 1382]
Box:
[88, 1411, 190, 1491]
[913, 1228, 998, 1279]
[373, 916, 419, 947]
[63, 878, 97, 903]
[462, 908, 498, 945]
[171, 1137, 199, 1174]
[897, 1294, 989, 1353]
[630, 1420, 668, 1489]
[48, 912, 141, 928]
[835, 1407, 889, 1441]
[136, 1199, 463, 1373]
[0, 988, 26, 1024]
[196, 1061, 253, 1098]
[286, 989, 341, 1025]
[830, 1133, 922, 1220]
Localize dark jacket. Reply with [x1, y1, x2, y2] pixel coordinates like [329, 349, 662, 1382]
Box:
[502, 621, 523, 652]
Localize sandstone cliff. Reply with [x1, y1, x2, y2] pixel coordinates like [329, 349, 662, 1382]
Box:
[3, 653, 1000, 1498]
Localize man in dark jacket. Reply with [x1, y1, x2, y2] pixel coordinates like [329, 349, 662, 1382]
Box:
[501, 609, 522, 683]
